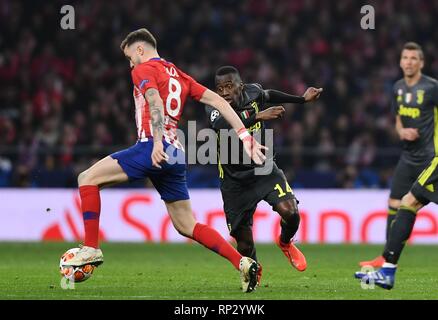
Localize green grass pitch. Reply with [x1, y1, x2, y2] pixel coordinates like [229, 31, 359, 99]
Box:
[1, 242, 438, 300]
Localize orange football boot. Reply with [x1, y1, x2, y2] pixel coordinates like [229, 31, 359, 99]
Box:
[359, 255, 385, 268]
[276, 237, 307, 271]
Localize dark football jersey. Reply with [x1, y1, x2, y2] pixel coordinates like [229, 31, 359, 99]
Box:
[392, 75, 438, 165]
[205, 83, 274, 181]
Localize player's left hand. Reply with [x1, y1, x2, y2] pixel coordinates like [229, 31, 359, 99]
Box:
[151, 141, 169, 168]
[303, 87, 323, 102]
[256, 106, 285, 121]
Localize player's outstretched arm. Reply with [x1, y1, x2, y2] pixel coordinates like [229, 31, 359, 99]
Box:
[146, 88, 169, 168]
[200, 89, 267, 165]
[264, 87, 323, 104]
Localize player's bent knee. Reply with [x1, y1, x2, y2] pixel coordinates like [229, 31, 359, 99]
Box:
[388, 198, 401, 209]
[276, 200, 299, 221]
[77, 170, 89, 186]
[401, 192, 421, 208]
[78, 169, 99, 187]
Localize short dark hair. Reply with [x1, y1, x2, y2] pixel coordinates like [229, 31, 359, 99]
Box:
[215, 66, 241, 79]
[120, 28, 157, 51]
[402, 42, 424, 60]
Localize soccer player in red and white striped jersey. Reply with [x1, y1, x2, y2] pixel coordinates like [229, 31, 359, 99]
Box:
[64, 28, 266, 293]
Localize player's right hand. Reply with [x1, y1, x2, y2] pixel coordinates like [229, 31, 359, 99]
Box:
[151, 141, 169, 168]
[399, 128, 419, 141]
[256, 106, 285, 121]
[243, 137, 268, 165]
[303, 87, 323, 101]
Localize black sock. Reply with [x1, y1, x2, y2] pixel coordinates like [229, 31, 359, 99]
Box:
[382, 208, 417, 264]
[280, 213, 300, 244]
[386, 206, 398, 241]
[235, 227, 257, 261]
[250, 247, 257, 262]
[237, 242, 257, 261]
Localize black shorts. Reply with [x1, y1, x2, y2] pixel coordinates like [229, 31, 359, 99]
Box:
[411, 157, 438, 205]
[220, 164, 296, 237]
[390, 158, 429, 200]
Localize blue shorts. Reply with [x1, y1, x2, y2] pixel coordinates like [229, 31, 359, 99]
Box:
[111, 140, 189, 202]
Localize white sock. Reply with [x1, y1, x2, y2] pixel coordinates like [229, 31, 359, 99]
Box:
[382, 262, 397, 268]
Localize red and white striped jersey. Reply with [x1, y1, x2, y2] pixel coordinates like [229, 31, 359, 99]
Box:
[131, 58, 207, 148]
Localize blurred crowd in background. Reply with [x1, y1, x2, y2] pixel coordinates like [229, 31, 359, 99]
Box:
[1, 0, 438, 189]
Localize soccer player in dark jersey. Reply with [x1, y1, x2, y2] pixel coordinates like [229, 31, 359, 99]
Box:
[359, 42, 438, 269]
[205, 66, 322, 284]
[355, 43, 438, 289]
[64, 29, 268, 293]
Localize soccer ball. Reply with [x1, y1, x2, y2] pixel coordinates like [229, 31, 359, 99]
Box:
[59, 248, 96, 283]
